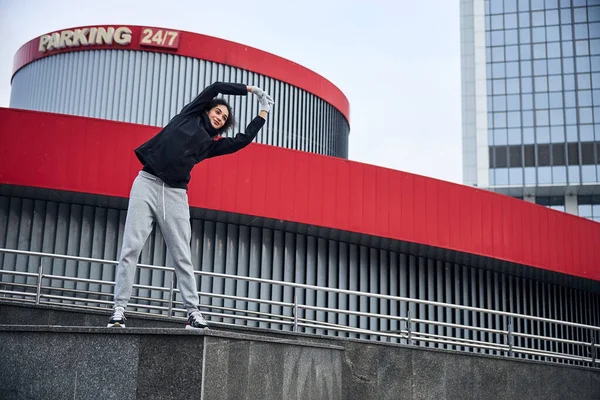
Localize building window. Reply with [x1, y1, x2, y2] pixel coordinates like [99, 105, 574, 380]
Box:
[548, 75, 563, 91]
[535, 92, 549, 108]
[492, 14, 504, 30]
[562, 41, 574, 57]
[577, 56, 591, 72]
[520, 12, 531, 27]
[522, 93, 534, 109]
[580, 125, 594, 141]
[506, 13, 518, 29]
[568, 143, 580, 165]
[576, 40, 590, 56]
[509, 145, 522, 167]
[508, 127, 521, 143]
[507, 95, 521, 111]
[525, 167, 537, 184]
[538, 144, 551, 166]
[538, 127, 550, 143]
[578, 195, 600, 222]
[564, 58, 575, 73]
[547, 9, 560, 25]
[534, 45, 547, 60]
[582, 165, 597, 182]
[549, 92, 563, 108]
[525, 145, 536, 166]
[537, 110, 550, 126]
[553, 166, 568, 183]
[574, 7, 588, 23]
[524, 128, 535, 143]
[561, 8, 572, 24]
[581, 142, 595, 164]
[550, 125, 565, 142]
[578, 88, 592, 105]
[568, 165, 581, 183]
[520, 44, 532, 60]
[509, 168, 523, 184]
[574, 23, 589, 40]
[552, 143, 566, 165]
[536, 195, 565, 212]
[495, 147, 508, 168]
[491, 0, 504, 15]
[538, 166, 553, 183]
[566, 126, 578, 141]
[496, 168, 509, 185]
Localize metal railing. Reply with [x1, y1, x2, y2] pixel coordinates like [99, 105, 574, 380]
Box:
[0, 247, 599, 368]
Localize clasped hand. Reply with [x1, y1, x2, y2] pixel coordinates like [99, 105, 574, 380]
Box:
[249, 86, 275, 113]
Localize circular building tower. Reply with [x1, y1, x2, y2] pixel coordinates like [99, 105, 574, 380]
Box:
[10, 25, 350, 158]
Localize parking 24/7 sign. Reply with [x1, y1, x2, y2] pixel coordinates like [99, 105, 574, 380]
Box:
[37, 26, 181, 53]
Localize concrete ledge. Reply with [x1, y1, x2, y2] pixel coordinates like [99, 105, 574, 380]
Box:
[0, 324, 344, 400]
[0, 324, 345, 351]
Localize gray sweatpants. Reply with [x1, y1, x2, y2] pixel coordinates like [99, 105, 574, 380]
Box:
[113, 170, 199, 314]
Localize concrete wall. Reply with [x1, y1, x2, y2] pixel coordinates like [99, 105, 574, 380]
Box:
[1, 301, 599, 400]
[0, 326, 343, 400]
[342, 340, 600, 400]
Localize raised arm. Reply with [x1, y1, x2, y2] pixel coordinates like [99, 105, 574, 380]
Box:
[208, 86, 275, 158]
[206, 117, 266, 158]
[180, 82, 248, 116]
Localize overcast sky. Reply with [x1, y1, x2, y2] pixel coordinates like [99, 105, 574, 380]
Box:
[0, 0, 462, 184]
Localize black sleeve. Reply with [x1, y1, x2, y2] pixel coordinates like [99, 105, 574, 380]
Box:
[207, 116, 266, 158]
[180, 82, 248, 116]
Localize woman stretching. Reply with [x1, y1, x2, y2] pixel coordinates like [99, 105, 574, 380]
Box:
[107, 82, 274, 329]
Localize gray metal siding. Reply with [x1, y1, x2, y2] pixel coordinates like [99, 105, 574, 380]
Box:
[10, 50, 349, 158]
[2, 194, 600, 362]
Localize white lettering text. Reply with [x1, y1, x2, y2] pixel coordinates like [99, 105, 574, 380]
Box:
[46, 33, 60, 51]
[71, 28, 89, 47]
[95, 27, 113, 45]
[59, 30, 74, 48]
[38, 35, 50, 52]
[38, 26, 132, 52]
[114, 27, 132, 45]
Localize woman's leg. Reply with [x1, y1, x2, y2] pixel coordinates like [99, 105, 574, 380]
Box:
[156, 185, 200, 315]
[113, 174, 157, 309]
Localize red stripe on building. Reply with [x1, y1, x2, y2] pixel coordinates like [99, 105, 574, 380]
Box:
[1, 107, 599, 281]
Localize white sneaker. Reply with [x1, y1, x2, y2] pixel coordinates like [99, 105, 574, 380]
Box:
[185, 310, 209, 330]
[107, 306, 126, 327]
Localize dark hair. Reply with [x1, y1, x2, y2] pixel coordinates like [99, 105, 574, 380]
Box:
[203, 98, 236, 133]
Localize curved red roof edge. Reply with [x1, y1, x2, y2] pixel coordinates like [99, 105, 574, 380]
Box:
[12, 24, 350, 122]
[1, 108, 599, 281]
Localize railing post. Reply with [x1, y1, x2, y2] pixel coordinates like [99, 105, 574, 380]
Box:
[591, 331, 596, 367]
[507, 316, 514, 358]
[407, 311, 412, 345]
[35, 263, 43, 305]
[167, 272, 174, 318]
[293, 294, 298, 333]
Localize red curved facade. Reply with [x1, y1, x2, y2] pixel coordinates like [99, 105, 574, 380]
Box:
[12, 25, 350, 122]
[1, 107, 599, 281]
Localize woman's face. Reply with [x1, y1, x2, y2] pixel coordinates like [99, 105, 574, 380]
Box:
[207, 105, 229, 129]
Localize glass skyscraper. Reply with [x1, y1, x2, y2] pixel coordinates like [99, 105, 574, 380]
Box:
[461, 0, 600, 222]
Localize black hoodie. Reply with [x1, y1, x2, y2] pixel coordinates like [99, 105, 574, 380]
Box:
[134, 82, 266, 189]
